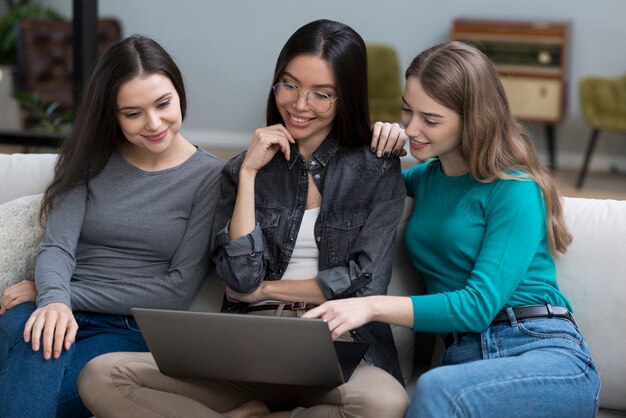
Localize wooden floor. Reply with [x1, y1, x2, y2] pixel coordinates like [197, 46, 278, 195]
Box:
[401, 158, 626, 201]
[553, 168, 626, 200]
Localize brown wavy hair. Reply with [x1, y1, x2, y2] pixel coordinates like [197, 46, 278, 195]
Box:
[405, 41, 572, 254]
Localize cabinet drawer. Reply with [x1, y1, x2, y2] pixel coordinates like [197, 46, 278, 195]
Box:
[500, 77, 563, 122]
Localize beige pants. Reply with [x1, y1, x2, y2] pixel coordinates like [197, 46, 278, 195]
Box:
[78, 309, 408, 418]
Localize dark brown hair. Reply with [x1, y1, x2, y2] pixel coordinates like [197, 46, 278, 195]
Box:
[40, 35, 187, 221]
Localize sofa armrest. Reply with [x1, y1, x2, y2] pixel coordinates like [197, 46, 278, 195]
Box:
[556, 197, 626, 411]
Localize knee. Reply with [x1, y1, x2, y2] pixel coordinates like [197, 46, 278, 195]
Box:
[408, 368, 456, 417]
[351, 368, 409, 418]
[0, 303, 35, 339]
[78, 352, 151, 409]
[78, 353, 114, 409]
[0, 304, 37, 366]
[367, 387, 409, 418]
[413, 368, 449, 401]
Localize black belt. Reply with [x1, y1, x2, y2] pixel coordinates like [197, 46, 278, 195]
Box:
[443, 305, 576, 349]
[245, 302, 316, 313]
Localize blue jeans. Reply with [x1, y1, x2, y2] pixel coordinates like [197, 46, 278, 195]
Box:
[0, 302, 149, 418]
[407, 311, 600, 418]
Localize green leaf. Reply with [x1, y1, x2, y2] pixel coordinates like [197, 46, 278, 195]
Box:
[0, 2, 64, 64]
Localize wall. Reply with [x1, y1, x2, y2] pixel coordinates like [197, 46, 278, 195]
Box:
[43, 0, 626, 170]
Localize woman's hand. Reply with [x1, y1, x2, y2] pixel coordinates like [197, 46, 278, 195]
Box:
[224, 283, 265, 304]
[241, 124, 295, 174]
[0, 280, 38, 314]
[303, 296, 414, 339]
[23, 302, 78, 360]
[229, 124, 295, 240]
[303, 298, 375, 339]
[371, 122, 407, 158]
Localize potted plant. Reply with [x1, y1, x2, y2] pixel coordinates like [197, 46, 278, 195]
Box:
[0, 0, 62, 65]
[0, 0, 63, 131]
[12, 91, 73, 134]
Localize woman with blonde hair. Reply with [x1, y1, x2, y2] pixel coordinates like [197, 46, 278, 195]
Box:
[305, 41, 600, 417]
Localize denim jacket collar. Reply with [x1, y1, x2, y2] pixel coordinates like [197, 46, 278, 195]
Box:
[287, 131, 340, 170]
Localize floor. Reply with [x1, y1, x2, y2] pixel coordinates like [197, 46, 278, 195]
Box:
[401, 158, 626, 201]
[553, 168, 626, 200]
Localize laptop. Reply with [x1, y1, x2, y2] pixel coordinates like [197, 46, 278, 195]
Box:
[131, 308, 369, 388]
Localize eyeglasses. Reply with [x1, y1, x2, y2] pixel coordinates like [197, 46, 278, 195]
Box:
[272, 83, 338, 113]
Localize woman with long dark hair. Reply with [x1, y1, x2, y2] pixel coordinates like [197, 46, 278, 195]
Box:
[79, 19, 409, 418]
[0, 35, 223, 417]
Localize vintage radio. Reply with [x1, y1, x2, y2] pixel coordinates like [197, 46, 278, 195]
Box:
[451, 19, 569, 123]
[451, 19, 570, 167]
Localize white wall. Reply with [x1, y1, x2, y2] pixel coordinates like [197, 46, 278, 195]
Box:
[43, 0, 626, 170]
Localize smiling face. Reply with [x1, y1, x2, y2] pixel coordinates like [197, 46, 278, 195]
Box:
[116, 73, 183, 157]
[276, 54, 338, 148]
[401, 76, 467, 176]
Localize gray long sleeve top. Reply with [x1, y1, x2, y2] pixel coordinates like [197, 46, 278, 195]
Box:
[35, 149, 223, 315]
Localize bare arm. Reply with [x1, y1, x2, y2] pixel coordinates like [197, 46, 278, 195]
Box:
[225, 278, 327, 306]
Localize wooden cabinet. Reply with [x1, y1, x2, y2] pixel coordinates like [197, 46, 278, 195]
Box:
[451, 19, 570, 168]
[500, 77, 562, 121]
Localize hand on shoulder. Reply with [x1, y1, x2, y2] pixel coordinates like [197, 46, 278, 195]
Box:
[371, 122, 407, 158]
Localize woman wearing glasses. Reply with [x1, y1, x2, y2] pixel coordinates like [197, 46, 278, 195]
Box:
[79, 19, 409, 418]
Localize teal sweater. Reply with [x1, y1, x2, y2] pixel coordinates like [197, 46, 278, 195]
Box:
[403, 159, 571, 333]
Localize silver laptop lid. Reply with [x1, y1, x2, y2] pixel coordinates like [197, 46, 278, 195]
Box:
[132, 308, 366, 387]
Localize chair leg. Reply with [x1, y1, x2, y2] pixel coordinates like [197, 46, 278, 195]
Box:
[576, 129, 600, 189]
[545, 124, 557, 171]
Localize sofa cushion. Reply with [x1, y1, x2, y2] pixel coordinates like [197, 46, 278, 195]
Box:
[0, 153, 57, 204]
[556, 197, 626, 410]
[388, 198, 425, 385]
[0, 194, 45, 300]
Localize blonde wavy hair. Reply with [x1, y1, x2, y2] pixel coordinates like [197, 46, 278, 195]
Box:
[405, 41, 572, 254]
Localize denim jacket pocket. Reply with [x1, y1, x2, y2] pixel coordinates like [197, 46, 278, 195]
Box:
[256, 207, 280, 237]
[324, 209, 368, 264]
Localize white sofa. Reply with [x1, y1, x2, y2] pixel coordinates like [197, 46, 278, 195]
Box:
[1, 152, 625, 417]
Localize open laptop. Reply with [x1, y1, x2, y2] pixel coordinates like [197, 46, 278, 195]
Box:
[131, 308, 369, 388]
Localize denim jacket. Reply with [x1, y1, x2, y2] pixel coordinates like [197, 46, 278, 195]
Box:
[212, 132, 406, 384]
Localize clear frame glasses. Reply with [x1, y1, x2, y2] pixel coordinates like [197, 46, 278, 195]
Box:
[272, 83, 338, 113]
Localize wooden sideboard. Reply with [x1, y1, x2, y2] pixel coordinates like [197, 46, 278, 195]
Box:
[451, 19, 570, 169]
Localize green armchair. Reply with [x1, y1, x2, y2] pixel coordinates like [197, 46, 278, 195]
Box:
[366, 44, 403, 123]
[576, 74, 626, 188]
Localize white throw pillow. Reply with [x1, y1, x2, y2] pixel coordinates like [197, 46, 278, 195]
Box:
[0, 194, 45, 299]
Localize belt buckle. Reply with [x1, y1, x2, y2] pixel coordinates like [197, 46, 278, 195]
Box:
[291, 301, 307, 310]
